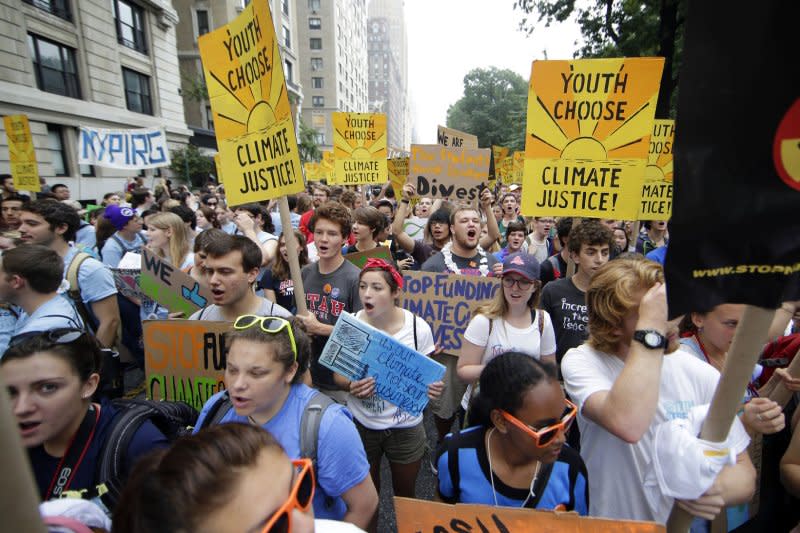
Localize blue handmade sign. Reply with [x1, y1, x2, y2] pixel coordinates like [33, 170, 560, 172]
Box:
[320, 312, 445, 416]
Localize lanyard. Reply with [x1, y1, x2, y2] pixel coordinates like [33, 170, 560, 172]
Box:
[45, 404, 101, 500]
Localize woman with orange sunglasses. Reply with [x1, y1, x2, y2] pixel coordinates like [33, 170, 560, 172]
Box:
[113, 423, 366, 532]
[436, 352, 588, 513]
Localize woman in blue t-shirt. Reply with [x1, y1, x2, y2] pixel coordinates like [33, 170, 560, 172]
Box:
[436, 352, 588, 514]
[0, 329, 167, 513]
[193, 316, 378, 530]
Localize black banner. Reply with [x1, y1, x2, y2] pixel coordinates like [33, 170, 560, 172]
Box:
[665, 1, 800, 318]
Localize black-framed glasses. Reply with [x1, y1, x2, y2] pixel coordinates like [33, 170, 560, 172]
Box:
[233, 315, 297, 361]
[501, 276, 533, 290]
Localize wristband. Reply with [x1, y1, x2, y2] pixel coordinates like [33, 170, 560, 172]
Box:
[401, 199, 410, 204]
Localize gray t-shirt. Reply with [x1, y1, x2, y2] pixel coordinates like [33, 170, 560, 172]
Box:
[301, 259, 362, 388]
[540, 277, 588, 369]
[188, 297, 292, 321]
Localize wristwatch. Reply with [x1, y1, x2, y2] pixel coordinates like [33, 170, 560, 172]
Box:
[633, 329, 668, 350]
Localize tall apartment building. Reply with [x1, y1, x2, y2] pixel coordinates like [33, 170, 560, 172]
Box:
[297, 0, 368, 152]
[0, 0, 191, 201]
[174, 0, 303, 153]
[367, 0, 407, 150]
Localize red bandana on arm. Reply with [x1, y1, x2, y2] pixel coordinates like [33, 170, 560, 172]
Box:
[363, 258, 404, 289]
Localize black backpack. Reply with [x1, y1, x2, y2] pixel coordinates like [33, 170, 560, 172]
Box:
[93, 399, 198, 509]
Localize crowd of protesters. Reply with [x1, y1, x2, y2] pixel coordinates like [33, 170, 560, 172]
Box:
[1, 173, 799, 533]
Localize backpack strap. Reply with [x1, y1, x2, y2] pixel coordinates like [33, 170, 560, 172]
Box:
[300, 391, 335, 471]
[446, 428, 462, 502]
[199, 392, 233, 429]
[66, 252, 94, 327]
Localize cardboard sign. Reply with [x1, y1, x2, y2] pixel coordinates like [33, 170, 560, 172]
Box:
[320, 312, 445, 416]
[3, 115, 40, 191]
[664, 2, 800, 317]
[111, 267, 146, 301]
[199, 0, 304, 206]
[78, 126, 170, 169]
[332, 112, 388, 185]
[408, 144, 491, 202]
[144, 320, 229, 410]
[343, 246, 393, 270]
[388, 156, 409, 199]
[437, 125, 479, 149]
[394, 497, 665, 533]
[140, 249, 213, 317]
[521, 57, 664, 219]
[401, 271, 500, 352]
[638, 119, 674, 220]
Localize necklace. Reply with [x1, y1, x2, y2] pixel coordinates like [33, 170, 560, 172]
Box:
[441, 241, 490, 276]
[486, 427, 540, 508]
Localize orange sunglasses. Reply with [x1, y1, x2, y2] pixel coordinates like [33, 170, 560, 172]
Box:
[500, 399, 577, 448]
[260, 458, 315, 533]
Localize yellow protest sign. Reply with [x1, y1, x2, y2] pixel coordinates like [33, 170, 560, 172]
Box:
[387, 157, 409, 199]
[639, 119, 674, 219]
[491, 145, 510, 180]
[500, 156, 514, 182]
[332, 112, 387, 185]
[521, 58, 664, 218]
[213, 154, 223, 183]
[509, 151, 525, 184]
[4, 115, 40, 192]
[198, 0, 304, 206]
[303, 161, 321, 181]
[437, 125, 479, 149]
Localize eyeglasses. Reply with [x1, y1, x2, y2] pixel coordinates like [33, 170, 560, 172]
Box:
[233, 315, 297, 361]
[260, 459, 315, 533]
[8, 328, 84, 348]
[501, 276, 533, 290]
[500, 399, 577, 448]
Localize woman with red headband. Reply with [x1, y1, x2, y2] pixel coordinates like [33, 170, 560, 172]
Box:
[343, 258, 444, 501]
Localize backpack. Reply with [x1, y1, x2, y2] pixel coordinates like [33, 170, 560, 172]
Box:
[756, 334, 800, 389]
[199, 390, 335, 476]
[93, 399, 198, 510]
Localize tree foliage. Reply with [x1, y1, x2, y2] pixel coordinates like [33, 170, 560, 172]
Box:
[446, 67, 529, 152]
[170, 144, 214, 188]
[297, 118, 322, 164]
[513, 0, 685, 117]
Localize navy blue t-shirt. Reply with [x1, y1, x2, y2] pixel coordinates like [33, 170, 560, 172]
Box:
[29, 401, 168, 503]
[436, 425, 588, 514]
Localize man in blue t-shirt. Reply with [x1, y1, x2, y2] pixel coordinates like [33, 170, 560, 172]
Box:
[19, 201, 119, 348]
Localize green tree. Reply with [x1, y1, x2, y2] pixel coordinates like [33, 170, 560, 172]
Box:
[297, 118, 321, 163]
[446, 67, 529, 152]
[513, 0, 685, 117]
[170, 144, 214, 188]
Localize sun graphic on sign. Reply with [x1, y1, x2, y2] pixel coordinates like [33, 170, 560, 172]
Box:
[198, 0, 291, 141]
[645, 119, 674, 183]
[525, 58, 664, 162]
[333, 113, 387, 160]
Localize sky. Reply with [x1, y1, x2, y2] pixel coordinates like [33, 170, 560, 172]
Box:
[404, 0, 582, 144]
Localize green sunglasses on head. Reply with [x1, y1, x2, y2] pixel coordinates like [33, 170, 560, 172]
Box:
[232, 315, 298, 361]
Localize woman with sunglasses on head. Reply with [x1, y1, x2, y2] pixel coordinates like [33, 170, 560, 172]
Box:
[344, 258, 444, 500]
[0, 329, 167, 512]
[456, 252, 556, 422]
[436, 352, 588, 512]
[194, 315, 378, 530]
[115, 424, 366, 533]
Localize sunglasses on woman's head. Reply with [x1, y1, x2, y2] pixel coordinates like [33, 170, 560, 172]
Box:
[233, 315, 297, 361]
[500, 399, 577, 448]
[260, 459, 315, 533]
[8, 328, 84, 348]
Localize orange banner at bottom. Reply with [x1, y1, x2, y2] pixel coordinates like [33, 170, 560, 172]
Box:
[394, 497, 665, 533]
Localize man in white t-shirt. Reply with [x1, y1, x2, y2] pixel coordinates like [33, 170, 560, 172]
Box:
[561, 257, 755, 523]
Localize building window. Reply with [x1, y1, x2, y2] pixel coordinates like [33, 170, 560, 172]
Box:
[309, 17, 320, 29]
[114, 0, 147, 53]
[312, 96, 324, 107]
[284, 59, 293, 83]
[281, 0, 289, 15]
[314, 131, 324, 144]
[282, 25, 290, 47]
[28, 34, 81, 99]
[308, 0, 320, 11]
[309, 37, 322, 50]
[122, 67, 152, 115]
[196, 9, 210, 37]
[310, 57, 322, 70]
[205, 105, 214, 131]
[312, 77, 323, 89]
[22, 0, 71, 21]
[46, 125, 67, 176]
